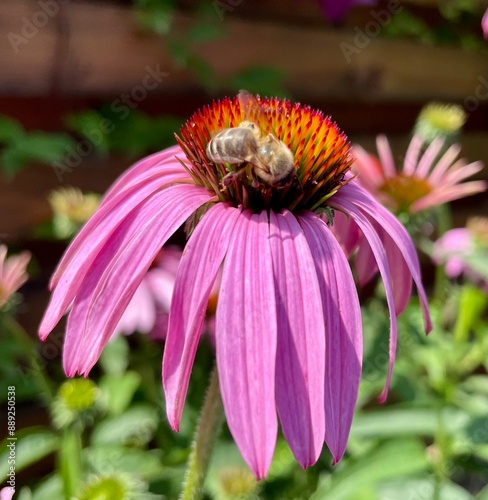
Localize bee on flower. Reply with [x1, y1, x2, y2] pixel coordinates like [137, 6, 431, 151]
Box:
[40, 92, 431, 479]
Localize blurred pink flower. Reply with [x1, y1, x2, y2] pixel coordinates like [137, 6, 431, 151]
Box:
[352, 135, 486, 214]
[0, 244, 31, 309]
[114, 246, 182, 338]
[433, 218, 488, 290]
[482, 8, 488, 39]
[39, 94, 430, 478]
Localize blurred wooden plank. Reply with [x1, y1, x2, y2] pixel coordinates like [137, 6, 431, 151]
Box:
[1, 0, 487, 101]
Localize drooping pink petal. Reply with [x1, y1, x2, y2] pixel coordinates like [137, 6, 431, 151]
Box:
[216, 210, 278, 480]
[62, 184, 211, 376]
[39, 169, 194, 339]
[331, 195, 399, 402]
[269, 210, 325, 468]
[355, 237, 377, 286]
[101, 145, 188, 203]
[330, 209, 361, 257]
[299, 212, 362, 465]
[163, 203, 241, 430]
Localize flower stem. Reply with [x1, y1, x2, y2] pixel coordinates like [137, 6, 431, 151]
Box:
[180, 366, 224, 500]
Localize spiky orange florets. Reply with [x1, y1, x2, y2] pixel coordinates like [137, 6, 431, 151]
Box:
[177, 93, 353, 213]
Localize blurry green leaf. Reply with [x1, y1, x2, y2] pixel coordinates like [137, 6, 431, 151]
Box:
[134, 2, 175, 35]
[1, 147, 28, 176]
[379, 477, 473, 500]
[0, 115, 24, 143]
[84, 446, 164, 481]
[167, 40, 190, 66]
[99, 336, 130, 376]
[351, 407, 469, 440]
[65, 110, 110, 154]
[100, 371, 142, 416]
[29, 475, 64, 500]
[91, 405, 158, 446]
[187, 21, 225, 44]
[311, 439, 429, 500]
[187, 55, 218, 90]
[0, 427, 59, 482]
[17, 132, 75, 163]
[228, 66, 287, 97]
[383, 10, 436, 44]
[454, 285, 488, 341]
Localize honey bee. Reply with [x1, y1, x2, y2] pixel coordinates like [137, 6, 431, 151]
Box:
[206, 90, 296, 189]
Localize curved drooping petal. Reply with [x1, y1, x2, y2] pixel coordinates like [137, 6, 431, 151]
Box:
[332, 183, 431, 400]
[101, 145, 187, 203]
[299, 212, 362, 465]
[330, 210, 361, 257]
[63, 184, 212, 376]
[269, 210, 325, 468]
[216, 210, 278, 480]
[163, 203, 241, 430]
[40, 163, 191, 338]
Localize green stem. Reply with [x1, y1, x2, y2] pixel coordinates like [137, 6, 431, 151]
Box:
[180, 366, 225, 500]
[1, 313, 55, 402]
[59, 424, 83, 499]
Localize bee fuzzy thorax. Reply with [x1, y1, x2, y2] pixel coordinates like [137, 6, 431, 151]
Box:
[177, 91, 353, 213]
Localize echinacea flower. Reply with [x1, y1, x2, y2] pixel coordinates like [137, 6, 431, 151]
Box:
[114, 246, 182, 338]
[352, 134, 487, 214]
[433, 217, 488, 291]
[0, 244, 31, 309]
[39, 93, 431, 479]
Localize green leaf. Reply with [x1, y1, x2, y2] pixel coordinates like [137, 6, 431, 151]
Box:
[91, 405, 159, 446]
[0, 427, 59, 482]
[99, 336, 130, 375]
[84, 446, 164, 480]
[311, 439, 429, 500]
[99, 371, 142, 416]
[65, 110, 110, 154]
[379, 477, 473, 500]
[0, 115, 24, 144]
[351, 407, 468, 440]
[228, 66, 288, 97]
[187, 21, 225, 44]
[454, 285, 488, 340]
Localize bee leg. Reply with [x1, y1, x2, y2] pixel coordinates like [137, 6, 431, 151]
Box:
[220, 164, 247, 190]
[251, 168, 260, 188]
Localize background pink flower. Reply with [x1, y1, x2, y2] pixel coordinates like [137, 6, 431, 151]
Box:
[0, 244, 31, 309]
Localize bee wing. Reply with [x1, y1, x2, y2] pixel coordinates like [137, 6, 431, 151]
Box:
[237, 89, 259, 122]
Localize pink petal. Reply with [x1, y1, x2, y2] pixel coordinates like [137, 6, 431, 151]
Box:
[163, 203, 241, 430]
[333, 182, 432, 400]
[412, 181, 487, 213]
[269, 210, 325, 468]
[101, 145, 188, 203]
[351, 145, 384, 192]
[403, 135, 423, 176]
[415, 137, 443, 178]
[429, 143, 462, 184]
[39, 168, 192, 339]
[355, 237, 378, 286]
[216, 210, 278, 480]
[299, 212, 362, 465]
[376, 135, 396, 178]
[63, 184, 211, 376]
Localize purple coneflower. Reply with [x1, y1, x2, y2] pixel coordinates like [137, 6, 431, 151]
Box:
[352, 134, 486, 214]
[40, 94, 431, 478]
[0, 244, 31, 309]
